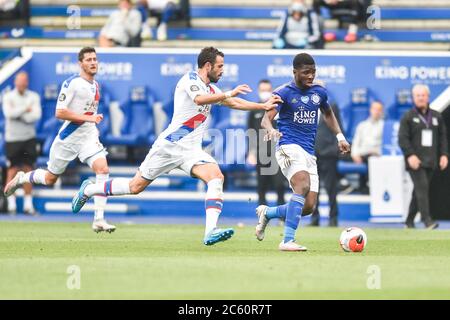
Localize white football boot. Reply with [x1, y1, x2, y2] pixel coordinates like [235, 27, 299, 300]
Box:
[255, 205, 269, 241]
[4, 171, 25, 197]
[278, 240, 307, 252]
[92, 219, 116, 233]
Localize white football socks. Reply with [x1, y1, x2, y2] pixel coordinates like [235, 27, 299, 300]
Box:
[204, 178, 224, 236]
[84, 178, 131, 197]
[21, 169, 47, 185]
[94, 173, 109, 220]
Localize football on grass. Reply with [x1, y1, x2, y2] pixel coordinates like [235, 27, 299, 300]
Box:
[340, 227, 367, 252]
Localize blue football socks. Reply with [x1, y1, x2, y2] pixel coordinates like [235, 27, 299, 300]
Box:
[283, 194, 305, 243]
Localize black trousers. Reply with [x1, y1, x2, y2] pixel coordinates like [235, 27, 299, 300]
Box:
[312, 157, 339, 219]
[256, 164, 285, 206]
[406, 168, 435, 224]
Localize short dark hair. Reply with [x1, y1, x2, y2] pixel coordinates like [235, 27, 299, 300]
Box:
[293, 53, 315, 69]
[78, 47, 96, 62]
[197, 47, 224, 68]
[258, 79, 271, 86]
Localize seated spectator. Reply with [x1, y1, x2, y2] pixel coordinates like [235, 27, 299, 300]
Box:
[350, 101, 384, 193]
[99, 0, 142, 47]
[139, 0, 190, 41]
[273, 0, 322, 50]
[313, 0, 371, 43]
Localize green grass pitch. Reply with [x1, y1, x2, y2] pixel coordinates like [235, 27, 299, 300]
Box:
[1, 221, 450, 299]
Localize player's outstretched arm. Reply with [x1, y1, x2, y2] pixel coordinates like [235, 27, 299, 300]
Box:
[322, 108, 350, 154]
[56, 109, 103, 124]
[193, 84, 252, 106]
[222, 94, 283, 111]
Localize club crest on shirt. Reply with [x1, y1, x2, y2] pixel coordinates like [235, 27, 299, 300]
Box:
[311, 93, 321, 105]
[301, 96, 309, 104]
[59, 93, 66, 101]
[190, 85, 200, 92]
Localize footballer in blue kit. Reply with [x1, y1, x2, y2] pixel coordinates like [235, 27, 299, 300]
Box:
[255, 53, 351, 251]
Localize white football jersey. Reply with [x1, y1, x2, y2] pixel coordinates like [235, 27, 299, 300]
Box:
[56, 74, 100, 143]
[157, 71, 222, 148]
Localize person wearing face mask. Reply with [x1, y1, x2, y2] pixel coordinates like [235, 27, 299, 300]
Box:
[99, 0, 142, 47]
[399, 84, 448, 229]
[247, 79, 286, 207]
[273, 0, 322, 49]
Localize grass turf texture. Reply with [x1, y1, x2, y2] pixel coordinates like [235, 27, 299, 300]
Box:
[1, 221, 450, 299]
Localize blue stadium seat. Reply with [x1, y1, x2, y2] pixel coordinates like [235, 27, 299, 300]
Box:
[337, 160, 368, 175]
[97, 85, 112, 137]
[0, 131, 6, 167]
[387, 89, 413, 121]
[212, 114, 252, 173]
[37, 83, 59, 142]
[342, 88, 379, 141]
[102, 86, 156, 147]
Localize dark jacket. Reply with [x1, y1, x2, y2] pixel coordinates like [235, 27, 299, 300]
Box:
[314, 103, 343, 158]
[398, 107, 448, 170]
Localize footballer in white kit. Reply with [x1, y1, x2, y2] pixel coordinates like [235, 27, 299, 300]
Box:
[4, 47, 116, 233]
[138, 70, 220, 181]
[72, 47, 282, 246]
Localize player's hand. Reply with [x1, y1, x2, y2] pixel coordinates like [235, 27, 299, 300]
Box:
[407, 155, 421, 170]
[90, 114, 103, 124]
[440, 155, 448, 171]
[231, 84, 252, 97]
[338, 140, 351, 154]
[262, 95, 283, 111]
[264, 128, 282, 142]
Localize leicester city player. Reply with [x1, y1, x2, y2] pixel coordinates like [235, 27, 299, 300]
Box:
[255, 53, 351, 251]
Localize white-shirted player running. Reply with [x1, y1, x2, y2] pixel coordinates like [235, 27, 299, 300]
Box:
[72, 46, 282, 245]
[4, 47, 115, 233]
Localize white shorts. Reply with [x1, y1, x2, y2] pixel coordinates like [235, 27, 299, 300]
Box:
[47, 136, 107, 175]
[139, 141, 217, 181]
[275, 144, 319, 193]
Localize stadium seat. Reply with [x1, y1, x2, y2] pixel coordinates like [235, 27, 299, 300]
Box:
[337, 160, 368, 175]
[341, 87, 379, 140]
[36, 83, 59, 142]
[102, 86, 156, 147]
[212, 116, 253, 174]
[387, 89, 413, 121]
[0, 131, 6, 167]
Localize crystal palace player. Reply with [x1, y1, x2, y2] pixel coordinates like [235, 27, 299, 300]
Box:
[4, 47, 116, 233]
[255, 53, 351, 251]
[72, 47, 282, 245]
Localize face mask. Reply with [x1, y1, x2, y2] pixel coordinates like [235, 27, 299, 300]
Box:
[259, 91, 272, 102]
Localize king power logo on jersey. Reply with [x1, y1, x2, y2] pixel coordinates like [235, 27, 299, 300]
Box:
[293, 106, 317, 124]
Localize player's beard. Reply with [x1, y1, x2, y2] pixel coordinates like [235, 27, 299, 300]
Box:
[208, 71, 221, 83]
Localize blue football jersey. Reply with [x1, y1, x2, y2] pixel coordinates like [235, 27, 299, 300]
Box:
[273, 82, 330, 155]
